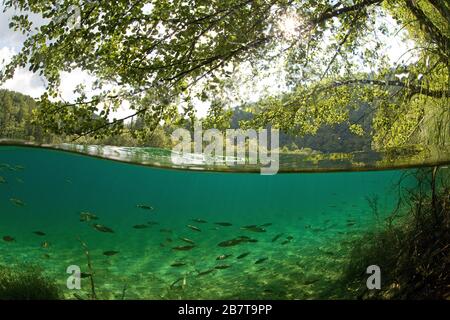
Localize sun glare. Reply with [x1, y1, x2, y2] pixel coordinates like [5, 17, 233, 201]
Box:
[277, 12, 301, 40]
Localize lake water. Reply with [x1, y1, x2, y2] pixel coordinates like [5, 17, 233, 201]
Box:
[0, 145, 440, 299]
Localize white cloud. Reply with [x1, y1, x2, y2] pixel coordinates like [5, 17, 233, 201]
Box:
[2, 67, 46, 98]
[1, 46, 45, 97]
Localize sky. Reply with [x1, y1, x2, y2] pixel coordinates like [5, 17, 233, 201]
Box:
[0, 3, 416, 120]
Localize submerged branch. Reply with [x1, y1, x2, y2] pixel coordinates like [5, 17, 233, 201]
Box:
[77, 237, 97, 300]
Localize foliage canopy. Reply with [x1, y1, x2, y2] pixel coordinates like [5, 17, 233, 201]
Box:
[1, 0, 448, 148]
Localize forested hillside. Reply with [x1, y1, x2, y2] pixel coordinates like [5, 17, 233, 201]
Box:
[0, 88, 372, 153]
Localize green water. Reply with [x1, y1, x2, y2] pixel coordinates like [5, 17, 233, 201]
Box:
[0, 146, 420, 299]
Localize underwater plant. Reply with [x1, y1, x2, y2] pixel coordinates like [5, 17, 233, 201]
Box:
[337, 167, 450, 300]
[0, 264, 61, 300]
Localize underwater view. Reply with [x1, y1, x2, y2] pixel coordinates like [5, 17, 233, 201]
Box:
[0, 0, 449, 305]
[1, 144, 448, 300]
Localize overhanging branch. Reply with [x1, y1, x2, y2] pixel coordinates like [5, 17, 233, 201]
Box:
[329, 79, 449, 99]
[312, 0, 384, 24]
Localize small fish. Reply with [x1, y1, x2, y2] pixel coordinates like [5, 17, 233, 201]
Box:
[103, 251, 119, 256]
[3, 236, 15, 242]
[216, 254, 232, 261]
[14, 165, 25, 171]
[255, 257, 268, 265]
[170, 277, 186, 289]
[33, 231, 46, 236]
[41, 241, 50, 248]
[236, 252, 250, 259]
[92, 224, 114, 233]
[218, 236, 257, 247]
[271, 233, 283, 242]
[42, 253, 50, 259]
[241, 225, 266, 233]
[172, 245, 195, 251]
[186, 225, 201, 232]
[197, 269, 215, 276]
[180, 237, 195, 244]
[10, 198, 25, 207]
[215, 222, 232, 227]
[79, 212, 98, 222]
[170, 262, 187, 267]
[281, 240, 290, 245]
[165, 238, 173, 243]
[215, 264, 231, 270]
[286, 236, 293, 241]
[260, 223, 273, 227]
[147, 221, 159, 226]
[304, 278, 320, 285]
[137, 204, 153, 210]
[347, 222, 356, 227]
[218, 239, 243, 247]
[133, 224, 149, 229]
[191, 218, 207, 223]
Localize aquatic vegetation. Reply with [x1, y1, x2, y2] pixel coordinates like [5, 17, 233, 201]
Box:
[0, 264, 60, 300]
[77, 239, 97, 300]
[337, 170, 450, 299]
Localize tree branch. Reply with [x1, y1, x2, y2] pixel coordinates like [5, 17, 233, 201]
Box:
[428, 0, 450, 24]
[404, 0, 450, 61]
[312, 0, 384, 24]
[328, 79, 449, 98]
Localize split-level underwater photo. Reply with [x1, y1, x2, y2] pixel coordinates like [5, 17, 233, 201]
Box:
[0, 0, 449, 302]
